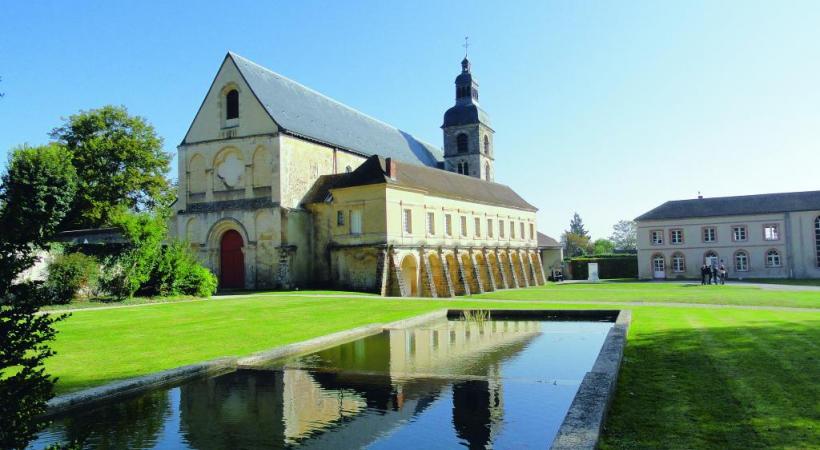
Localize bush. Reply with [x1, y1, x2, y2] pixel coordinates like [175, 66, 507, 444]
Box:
[144, 241, 217, 297]
[569, 255, 638, 280]
[46, 252, 100, 303]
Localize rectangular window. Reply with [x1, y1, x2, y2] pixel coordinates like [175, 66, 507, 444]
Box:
[499, 220, 505, 238]
[732, 226, 747, 242]
[445, 214, 453, 237]
[529, 223, 535, 240]
[460, 216, 468, 237]
[763, 224, 779, 241]
[336, 210, 345, 226]
[474, 217, 481, 237]
[487, 219, 494, 238]
[427, 212, 435, 235]
[350, 210, 362, 235]
[702, 226, 716, 243]
[520, 222, 525, 240]
[510, 221, 516, 239]
[651, 230, 664, 245]
[670, 229, 683, 244]
[403, 209, 412, 234]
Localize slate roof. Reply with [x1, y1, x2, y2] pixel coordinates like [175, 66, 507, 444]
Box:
[229, 52, 443, 167]
[443, 103, 492, 129]
[303, 155, 537, 211]
[537, 232, 561, 249]
[635, 190, 820, 221]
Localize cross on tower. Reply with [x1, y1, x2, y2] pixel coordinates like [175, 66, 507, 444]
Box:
[463, 36, 469, 56]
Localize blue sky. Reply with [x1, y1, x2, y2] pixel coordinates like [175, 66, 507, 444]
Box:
[2, 1, 819, 239]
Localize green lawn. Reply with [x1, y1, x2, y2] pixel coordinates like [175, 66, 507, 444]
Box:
[45, 282, 820, 449]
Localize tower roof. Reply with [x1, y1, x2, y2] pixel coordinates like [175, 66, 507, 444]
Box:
[442, 56, 492, 129]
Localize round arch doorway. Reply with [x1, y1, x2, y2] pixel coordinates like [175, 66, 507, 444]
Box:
[220, 230, 245, 289]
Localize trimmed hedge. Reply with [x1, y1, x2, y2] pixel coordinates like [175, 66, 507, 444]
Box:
[569, 255, 638, 279]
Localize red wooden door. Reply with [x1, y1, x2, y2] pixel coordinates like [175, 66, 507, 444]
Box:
[220, 230, 245, 289]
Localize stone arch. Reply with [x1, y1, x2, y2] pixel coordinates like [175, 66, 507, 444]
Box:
[473, 252, 492, 292]
[428, 253, 449, 297]
[445, 252, 465, 296]
[499, 251, 515, 287]
[220, 82, 242, 122]
[487, 250, 504, 289]
[188, 153, 207, 194]
[212, 147, 245, 190]
[252, 146, 272, 187]
[400, 253, 419, 297]
[460, 252, 480, 293]
[510, 251, 525, 285]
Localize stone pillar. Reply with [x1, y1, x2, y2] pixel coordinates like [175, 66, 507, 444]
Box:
[518, 249, 531, 287]
[244, 164, 254, 198]
[438, 248, 455, 297]
[531, 250, 546, 285]
[276, 246, 293, 289]
[482, 248, 498, 291]
[469, 248, 486, 294]
[419, 247, 437, 298]
[494, 249, 509, 289]
[377, 248, 389, 296]
[205, 168, 214, 202]
[245, 243, 257, 289]
[454, 248, 471, 296]
[392, 249, 409, 297]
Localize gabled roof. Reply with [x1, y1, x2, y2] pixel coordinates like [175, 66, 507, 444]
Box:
[228, 52, 443, 167]
[635, 190, 820, 221]
[537, 232, 561, 248]
[303, 155, 537, 211]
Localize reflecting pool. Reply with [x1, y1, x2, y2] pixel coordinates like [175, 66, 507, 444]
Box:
[31, 319, 612, 449]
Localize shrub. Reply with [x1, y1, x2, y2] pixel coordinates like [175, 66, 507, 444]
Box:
[144, 241, 217, 297]
[46, 252, 100, 303]
[569, 255, 638, 280]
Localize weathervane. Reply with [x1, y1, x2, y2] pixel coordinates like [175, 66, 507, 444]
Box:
[463, 36, 470, 57]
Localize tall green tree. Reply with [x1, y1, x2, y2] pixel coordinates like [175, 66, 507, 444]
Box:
[592, 238, 615, 255]
[563, 212, 592, 256]
[568, 212, 589, 238]
[610, 220, 637, 250]
[0, 145, 75, 449]
[50, 105, 172, 229]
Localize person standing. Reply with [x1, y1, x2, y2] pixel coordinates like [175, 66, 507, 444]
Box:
[700, 264, 709, 285]
[719, 262, 727, 285]
[710, 262, 718, 285]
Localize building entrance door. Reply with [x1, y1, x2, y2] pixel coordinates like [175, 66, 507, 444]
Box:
[652, 256, 666, 279]
[220, 230, 245, 289]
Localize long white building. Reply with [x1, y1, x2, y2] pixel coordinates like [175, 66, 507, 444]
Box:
[635, 191, 820, 280]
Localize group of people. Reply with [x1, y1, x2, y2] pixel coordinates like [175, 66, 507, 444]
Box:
[701, 261, 727, 285]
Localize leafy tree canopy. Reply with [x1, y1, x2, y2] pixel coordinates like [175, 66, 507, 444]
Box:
[561, 231, 592, 257]
[610, 220, 638, 251]
[592, 238, 615, 255]
[50, 105, 172, 229]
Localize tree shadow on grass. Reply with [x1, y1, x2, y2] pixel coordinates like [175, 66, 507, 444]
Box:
[600, 320, 820, 450]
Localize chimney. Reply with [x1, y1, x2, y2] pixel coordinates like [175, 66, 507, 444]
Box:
[386, 157, 398, 180]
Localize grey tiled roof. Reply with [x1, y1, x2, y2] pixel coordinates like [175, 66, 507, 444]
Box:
[230, 53, 443, 167]
[635, 190, 820, 221]
[303, 155, 537, 211]
[537, 232, 561, 248]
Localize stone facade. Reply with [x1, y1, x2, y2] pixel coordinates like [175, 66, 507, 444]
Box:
[171, 52, 545, 294]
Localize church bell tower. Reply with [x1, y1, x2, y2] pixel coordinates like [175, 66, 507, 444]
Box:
[442, 55, 495, 181]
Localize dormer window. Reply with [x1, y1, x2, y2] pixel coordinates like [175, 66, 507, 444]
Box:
[457, 133, 468, 153]
[226, 89, 239, 120]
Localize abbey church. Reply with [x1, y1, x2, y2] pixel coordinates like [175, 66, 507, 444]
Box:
[172, 52, 548, 296]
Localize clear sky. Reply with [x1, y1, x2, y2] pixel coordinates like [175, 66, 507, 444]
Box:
[2, 1, 819, 239]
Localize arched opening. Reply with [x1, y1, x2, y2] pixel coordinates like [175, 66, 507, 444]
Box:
[460, 253, 480, 293]
[671, 252, 686, 273]
[446, 253, 465, 296]
[428, 253, 449, 296]
[400, 254, 419, 297]
[484, 162, 491, 181]
[766, 249, 781, 268]
[651, 254, 666, 279]
[483, 135, 490, 154]
[487, 251, 504, 288]
[499, 251, 514, 286]
[474, 252, 492, 291]
[457, 133, 468, 153]
[704, 251, 719, 267]
[734, 250, 749, 272]
[226, 89, 239, 120]
[220, 230, 245, 289]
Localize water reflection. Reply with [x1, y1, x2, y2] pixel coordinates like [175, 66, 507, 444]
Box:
[31, 320, 610, 449]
